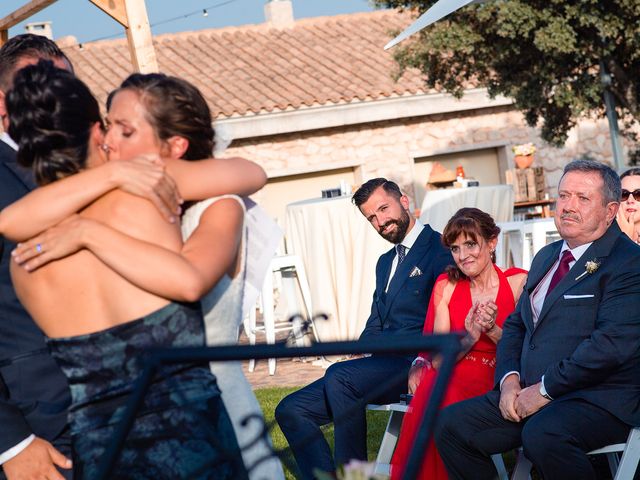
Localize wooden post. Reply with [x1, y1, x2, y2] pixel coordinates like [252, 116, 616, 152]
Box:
[0, 0, 58, 46]
[1, 0, 157, 73]
[89, 0, 158, 73]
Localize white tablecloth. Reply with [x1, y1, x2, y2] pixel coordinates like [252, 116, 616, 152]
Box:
[419, 185, 514, 233]
[285, 196, 390, 341]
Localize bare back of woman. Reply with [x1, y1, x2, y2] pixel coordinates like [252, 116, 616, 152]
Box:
[11, 190, 180, 337]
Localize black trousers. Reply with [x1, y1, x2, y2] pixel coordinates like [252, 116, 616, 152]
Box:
[434, 390, 630, 480]
[275, 355, 411, 480]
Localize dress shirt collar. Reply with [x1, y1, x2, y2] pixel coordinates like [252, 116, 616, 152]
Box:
[558, 240, 592, 265]
[398, 219, 424, 251]
[0, 132, 18, 151]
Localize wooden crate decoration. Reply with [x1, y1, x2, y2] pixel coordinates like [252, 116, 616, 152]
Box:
[506, 167, 546, 202]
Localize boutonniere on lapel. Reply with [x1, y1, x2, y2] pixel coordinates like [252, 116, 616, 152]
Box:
[575, 259, 600, 281]
[409, 266, 423, 277]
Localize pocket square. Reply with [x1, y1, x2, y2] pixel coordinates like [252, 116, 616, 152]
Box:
[563, 294, 595, 299]
[409, 266, 422, 277]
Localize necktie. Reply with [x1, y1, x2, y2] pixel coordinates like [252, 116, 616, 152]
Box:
[396, 244, 407, 265]
[547, 250, 574, 293]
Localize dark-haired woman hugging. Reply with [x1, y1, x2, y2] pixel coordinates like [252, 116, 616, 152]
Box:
[0, 61, 256, 479]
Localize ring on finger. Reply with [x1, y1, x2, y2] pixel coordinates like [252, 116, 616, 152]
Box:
[36, 243, 42, 253]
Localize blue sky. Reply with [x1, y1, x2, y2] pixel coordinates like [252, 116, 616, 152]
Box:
[1, 0, 375, 44]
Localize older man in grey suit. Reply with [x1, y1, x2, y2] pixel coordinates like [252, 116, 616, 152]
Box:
[435, 159, 640, 480]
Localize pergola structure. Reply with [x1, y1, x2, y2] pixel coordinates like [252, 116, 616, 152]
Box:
[0, 0, 158, 72]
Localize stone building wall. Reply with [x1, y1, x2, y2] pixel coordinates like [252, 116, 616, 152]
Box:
[223, 104, 622, 207]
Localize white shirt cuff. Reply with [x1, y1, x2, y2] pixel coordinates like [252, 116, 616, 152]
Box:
[499, 371, 520, 390]
[539, 375, 552, 400]
[0, 434, 35, 465]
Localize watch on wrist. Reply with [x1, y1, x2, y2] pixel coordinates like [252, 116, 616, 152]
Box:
[539, 382, 553, 400]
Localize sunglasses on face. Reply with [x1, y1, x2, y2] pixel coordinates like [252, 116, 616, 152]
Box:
[621, 189, 640, 201]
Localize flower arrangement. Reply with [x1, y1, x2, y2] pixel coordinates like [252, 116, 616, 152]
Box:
[315, 461, 387, 480]
[512, 143, 537, 156]
[575, 259, 600, 281]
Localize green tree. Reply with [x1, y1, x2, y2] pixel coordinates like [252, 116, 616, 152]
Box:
[375, 0, 640, 163]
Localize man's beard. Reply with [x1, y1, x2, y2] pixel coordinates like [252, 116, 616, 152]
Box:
[379, 209, 411, 243]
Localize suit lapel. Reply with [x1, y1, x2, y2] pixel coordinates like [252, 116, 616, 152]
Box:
[0, 142, 36, 191]
[373, 248, 393, 320]
[526, 243, 560, 295]
[521, 242, 560, 330]
[382, 226, 433, 320]
[536, 223, 619, 326]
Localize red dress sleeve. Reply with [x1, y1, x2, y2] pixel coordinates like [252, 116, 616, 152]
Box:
[420, 273, 449, 358]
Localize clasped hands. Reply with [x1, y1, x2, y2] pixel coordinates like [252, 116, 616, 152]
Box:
[12, 154, 181, 272]
[499, 375, 550, 423]
[464, 300, 499, 341]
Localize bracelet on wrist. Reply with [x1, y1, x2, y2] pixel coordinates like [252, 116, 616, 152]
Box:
[411, 356, 426, 368]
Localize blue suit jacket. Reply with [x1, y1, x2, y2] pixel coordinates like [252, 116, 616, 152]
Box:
[359, 224, 452, 352]
[0, 140, 70, 453]
[496, 222, 640, 425]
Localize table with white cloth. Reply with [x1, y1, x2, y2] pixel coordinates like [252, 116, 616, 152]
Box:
[285, 196, 390, 341]
[419, 184, 514, 233]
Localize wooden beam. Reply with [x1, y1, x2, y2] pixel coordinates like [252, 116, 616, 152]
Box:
[88, 0, 128, 28]
[0, 0, 57, 31]
[0, 30, 8, 47]
[123, 0, 157, 73]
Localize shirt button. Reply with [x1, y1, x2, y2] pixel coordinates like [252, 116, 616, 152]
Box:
[529, 344, 535, 350]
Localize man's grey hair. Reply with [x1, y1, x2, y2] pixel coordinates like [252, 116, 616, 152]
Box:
[561, 159, 621, 205]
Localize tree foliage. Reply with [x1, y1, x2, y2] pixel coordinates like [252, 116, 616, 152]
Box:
[375, 0, 640, 161]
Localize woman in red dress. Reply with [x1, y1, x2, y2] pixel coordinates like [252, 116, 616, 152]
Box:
[391, 208, 527, 480]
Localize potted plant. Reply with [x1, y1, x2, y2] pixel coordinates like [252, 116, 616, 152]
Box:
[512, 143, 536, 169]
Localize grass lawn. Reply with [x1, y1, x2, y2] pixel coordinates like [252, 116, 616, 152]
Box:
[255, 387, 390, 480]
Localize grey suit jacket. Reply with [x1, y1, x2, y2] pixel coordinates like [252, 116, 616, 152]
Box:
[496, 222, 640, 425]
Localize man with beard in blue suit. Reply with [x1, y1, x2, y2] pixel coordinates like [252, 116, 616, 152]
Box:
[435, 160, 640, 480]
[276, 178, 452, 479]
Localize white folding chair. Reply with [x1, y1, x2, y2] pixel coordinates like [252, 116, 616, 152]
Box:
[245, 254, 318, 375]
[511, 427, 640, 480]
[366, 403, 508, 479]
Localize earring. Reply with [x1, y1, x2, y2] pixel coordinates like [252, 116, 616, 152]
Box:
[100, 144, 110, 152]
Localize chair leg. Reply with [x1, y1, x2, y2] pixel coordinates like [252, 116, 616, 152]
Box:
[614, 428, 640, 480]
[510, 448, 533, 480]
[491, 454, 509, 480]
[606, 452, 620, 477]
[373, 409, 405, 476]
[261, 269, 277, 376]
[246, 307, 257, 373]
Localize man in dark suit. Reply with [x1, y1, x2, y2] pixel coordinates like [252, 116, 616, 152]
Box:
[0, 34, 75, 480]
[276, 178, 452, 479]
[435, 160, 640, 480]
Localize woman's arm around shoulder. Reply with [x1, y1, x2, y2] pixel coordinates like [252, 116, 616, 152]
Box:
[12, 197, 244, 302]
[167, 156, 267, 200]
[0, 159, 180, 241]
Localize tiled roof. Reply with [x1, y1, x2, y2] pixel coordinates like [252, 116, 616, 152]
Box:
[61, 9, 428, 119]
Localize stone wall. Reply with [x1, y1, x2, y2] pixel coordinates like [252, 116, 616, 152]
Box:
[223, 104, 624, 205]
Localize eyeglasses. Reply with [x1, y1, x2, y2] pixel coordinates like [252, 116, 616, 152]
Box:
[621, 189, 640, 201]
